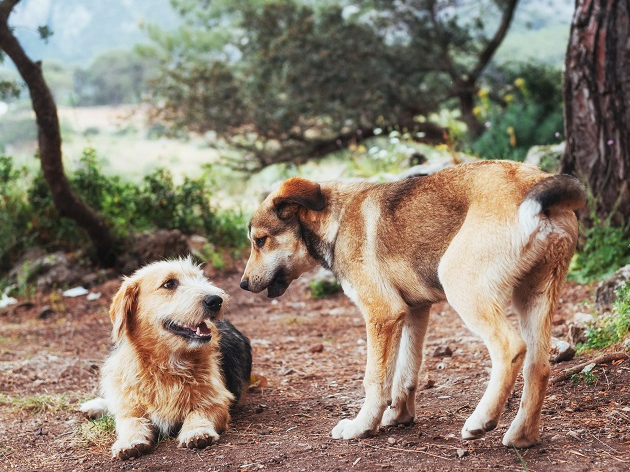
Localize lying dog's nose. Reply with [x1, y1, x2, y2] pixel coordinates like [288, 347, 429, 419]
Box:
[240, 279, 249, 291]
[203, 295, 223, 313]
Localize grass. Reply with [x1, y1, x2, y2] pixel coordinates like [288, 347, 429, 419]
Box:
[309, 278, 342, 300]
[511, 446, 530, 472]
[77, 414, 116, 447]
[4, 393, 72, 414]
[578, 282, 630, 352]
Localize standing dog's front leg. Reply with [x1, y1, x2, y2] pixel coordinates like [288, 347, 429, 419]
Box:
[332, 307, 406, 439]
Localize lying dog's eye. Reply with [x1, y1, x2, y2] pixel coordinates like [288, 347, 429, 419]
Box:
[162, 279, 179, 290]
[255, 236, 267, 248]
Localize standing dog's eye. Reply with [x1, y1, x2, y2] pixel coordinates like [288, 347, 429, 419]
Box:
[162, 279, 179, 290]
[255, 236, 267, 248]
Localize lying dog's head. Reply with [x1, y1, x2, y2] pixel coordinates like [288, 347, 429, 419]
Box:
[110, 257, 229, 351]
[241, 177, 326, 298]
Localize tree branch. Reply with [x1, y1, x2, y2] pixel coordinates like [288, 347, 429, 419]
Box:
[551, 352, 630, 384]
[469, 0, 519, 82]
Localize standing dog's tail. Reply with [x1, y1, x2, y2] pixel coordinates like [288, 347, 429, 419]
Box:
[518, 174, 586, 236]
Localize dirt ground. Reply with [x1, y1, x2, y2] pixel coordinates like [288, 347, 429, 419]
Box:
[1, 262, 629, 472]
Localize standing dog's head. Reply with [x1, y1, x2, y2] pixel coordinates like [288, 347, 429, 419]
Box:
[241, 177, 326, 298]
[110, 257, 229, 352]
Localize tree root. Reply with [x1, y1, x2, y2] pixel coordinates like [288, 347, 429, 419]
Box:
[551, 351, 629, 384]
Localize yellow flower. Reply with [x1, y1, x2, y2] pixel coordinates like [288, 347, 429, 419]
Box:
[514, 77, 526, 89]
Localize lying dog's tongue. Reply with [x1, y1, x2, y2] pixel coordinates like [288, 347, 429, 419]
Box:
[196, 321, 211, 337]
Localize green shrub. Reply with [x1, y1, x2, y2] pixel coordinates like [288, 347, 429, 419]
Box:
[0, 149, 250, 271]
[309, 278, 342, 299]
[568, 203, 630, 284]
[580, 282, 630, 351]
[467, 62, 564, 161]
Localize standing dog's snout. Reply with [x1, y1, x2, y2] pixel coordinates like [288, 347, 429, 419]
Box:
[203, 295, 223, 314]
[240, 279, 249, 291]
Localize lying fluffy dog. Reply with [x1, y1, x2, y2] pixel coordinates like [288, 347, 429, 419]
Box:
[81, 258, 251, 460]
[240, 160, 584, 447]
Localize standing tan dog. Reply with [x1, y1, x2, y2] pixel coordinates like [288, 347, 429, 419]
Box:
[240, 160, 584, 447]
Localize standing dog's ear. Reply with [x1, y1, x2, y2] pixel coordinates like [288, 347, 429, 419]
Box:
[109, 280, 139, 343]
[272, 177, 326, 220]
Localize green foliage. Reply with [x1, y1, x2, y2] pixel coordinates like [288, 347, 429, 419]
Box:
[570, 371, 598, 385]
[309, 277, 342, 299]
[579, 282, 630, 351]
[0, 150, 249, 271]
[73, 49, 160, 106]
[144, 0, 520, 168]
[468, 63, 564, 161]
[8, 393, 71, 414]
[568, 202, 630, 283]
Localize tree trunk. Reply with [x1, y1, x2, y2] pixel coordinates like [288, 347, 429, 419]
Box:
[561, 0, 630, 230]
[0, 0, 116, 265]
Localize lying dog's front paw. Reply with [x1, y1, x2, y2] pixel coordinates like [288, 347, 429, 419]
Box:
[178, 427, 220, 450]
[331, 418, 375, 440]
[112, 439, 151, 460]
[80, 397, 108, 420]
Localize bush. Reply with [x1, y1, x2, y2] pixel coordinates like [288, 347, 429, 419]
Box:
[467, 62, 564, 161]
[568, 202, 630, 283]
[580, 282, 630, 351]
[0, 149, 249, 271]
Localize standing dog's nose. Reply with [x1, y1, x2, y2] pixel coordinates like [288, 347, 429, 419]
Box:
[203, 295, 223, 313]
[240, 279, 249, 291]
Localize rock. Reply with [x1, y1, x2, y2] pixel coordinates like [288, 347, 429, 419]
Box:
[456, 448, 469, 459]
[387, 437, 397, 445]
[432, 345, 453, 358]
[63, 286, 89, 297]
[9, 249, 91, 291]
[118, 229, 191, 274]
[550, 337, 575, 363]
[595, 264, 630, 310]
[420, 374, 435, 390]
[38, 305, 55, 320]
[308, 344, 324, 353]
[524, 142, 564, 174]
[567, 312, 595, 345]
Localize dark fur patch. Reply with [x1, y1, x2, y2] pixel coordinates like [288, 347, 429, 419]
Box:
[217, 320, 252, 403]
[384, 177, 422, 214]
[300, 223, 335, 271]
[525, 174, 586, 212]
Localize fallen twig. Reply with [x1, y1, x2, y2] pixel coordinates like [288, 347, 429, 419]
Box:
[551, 352, 629, 384]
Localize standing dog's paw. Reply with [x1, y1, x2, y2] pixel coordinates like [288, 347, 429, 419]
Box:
[112, 439, 151, 460]
[331, 418, 375, 440]
[178, 427, 220, 450]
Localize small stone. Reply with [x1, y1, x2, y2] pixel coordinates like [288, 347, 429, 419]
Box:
[309, 344, 324, 353]
[387, 437, 397, 445]
[38, 305, 55, 319]
[581, 363, 596, 374]
[552, 340, 575, 363]
[433, 345, 453, 358]
[456, 448, 469, 458]
[567, 431, 580, 439]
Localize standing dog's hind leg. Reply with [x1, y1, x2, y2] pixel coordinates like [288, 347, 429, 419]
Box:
[504, 242, 573, 447]
[331, 306, 406, 440]
[381, 304, 430, 427]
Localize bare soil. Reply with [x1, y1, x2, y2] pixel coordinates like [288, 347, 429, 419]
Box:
[1, 263, 629, 472]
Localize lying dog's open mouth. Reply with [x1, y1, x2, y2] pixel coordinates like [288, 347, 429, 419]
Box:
[163, 320, 213, 343]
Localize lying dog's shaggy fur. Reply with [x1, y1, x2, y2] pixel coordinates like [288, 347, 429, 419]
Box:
[240, 160, 584, 447]
[81, 258, 251, 460]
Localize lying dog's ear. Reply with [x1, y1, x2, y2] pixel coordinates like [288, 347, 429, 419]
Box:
[109, 280, 139, 343]
[272, 177, 326, 220]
